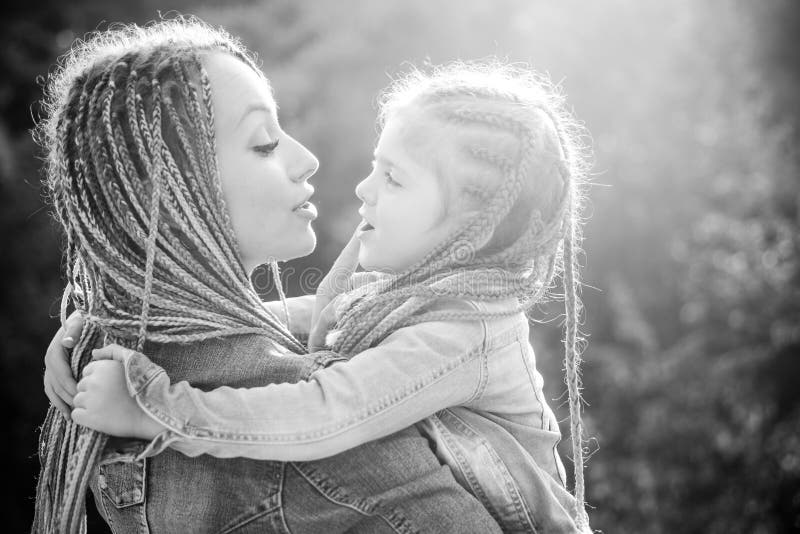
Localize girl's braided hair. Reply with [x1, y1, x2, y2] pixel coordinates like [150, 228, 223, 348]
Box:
[33, 17, 302, 533]
[331, 61, 591, 528]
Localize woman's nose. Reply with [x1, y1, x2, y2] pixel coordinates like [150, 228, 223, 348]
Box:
[287, 136, 319, 183]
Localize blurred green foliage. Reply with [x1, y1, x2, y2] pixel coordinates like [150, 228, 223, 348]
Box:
[3, 0, 798, 532]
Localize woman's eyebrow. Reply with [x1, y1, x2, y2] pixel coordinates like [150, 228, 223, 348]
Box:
[236, 103, 274, 127]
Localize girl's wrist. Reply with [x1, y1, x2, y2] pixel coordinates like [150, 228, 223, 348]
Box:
[135, 406, 168, 440]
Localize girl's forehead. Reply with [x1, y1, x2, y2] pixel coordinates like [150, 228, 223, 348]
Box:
[379, 113, 445, 170]
[375, 120, 419, 171]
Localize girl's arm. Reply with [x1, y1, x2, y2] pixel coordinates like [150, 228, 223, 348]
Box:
[88, 299, 487, 462]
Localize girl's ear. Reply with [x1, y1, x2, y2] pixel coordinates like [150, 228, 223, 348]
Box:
[456, 207, 481, 224]
[450, 205, 493, 249]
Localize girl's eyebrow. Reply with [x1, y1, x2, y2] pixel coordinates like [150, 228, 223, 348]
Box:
[373, 153, 405, 174]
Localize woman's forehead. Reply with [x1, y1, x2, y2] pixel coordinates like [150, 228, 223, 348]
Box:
[202, 53, 276, 129]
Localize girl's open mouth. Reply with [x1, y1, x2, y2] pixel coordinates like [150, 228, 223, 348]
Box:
[360, 219, 375, 232]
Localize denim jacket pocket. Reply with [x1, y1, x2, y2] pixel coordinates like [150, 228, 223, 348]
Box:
[98, 439, 147, 509]
[99, 458, 146, 508]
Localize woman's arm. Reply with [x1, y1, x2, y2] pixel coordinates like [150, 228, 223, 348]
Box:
[84, 300, 487, 462]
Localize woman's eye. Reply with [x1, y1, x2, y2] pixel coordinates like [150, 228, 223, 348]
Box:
[253, 139, 279, 156]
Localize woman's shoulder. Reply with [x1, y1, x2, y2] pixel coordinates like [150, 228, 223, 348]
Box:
[144, 333, 293, 370]
[145, 332, 289, 357]
[141, 333, 310, 388]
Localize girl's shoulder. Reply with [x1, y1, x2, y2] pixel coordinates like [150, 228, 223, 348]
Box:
[425, 295, 523, 320]
[423, 296, 531, 350]
[417, 296, 526, 337]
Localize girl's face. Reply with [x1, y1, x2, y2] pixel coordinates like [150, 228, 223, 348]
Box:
[355, 116, 469, 273]
[204, 53, 319, 273]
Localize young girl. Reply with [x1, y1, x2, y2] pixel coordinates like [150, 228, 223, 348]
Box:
[76, 62, 591, 532]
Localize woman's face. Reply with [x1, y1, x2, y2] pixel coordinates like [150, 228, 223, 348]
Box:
[203, 53, 319, 273]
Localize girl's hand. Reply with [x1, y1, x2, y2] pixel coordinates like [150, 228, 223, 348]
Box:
[308, 228, 360, 351]
[43, 311, 85, 419]
[308, 295, 344, 352]
[71, 357, 163, 440]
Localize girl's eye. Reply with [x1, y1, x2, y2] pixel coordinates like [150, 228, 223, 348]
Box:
[253, 139, 279, 156]
[384, 171, 400, 187]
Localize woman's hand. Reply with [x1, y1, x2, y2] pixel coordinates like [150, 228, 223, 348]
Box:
[71, 353, 163, 440]
[43, 311, 85, 419]
[308, 228, 360, 352]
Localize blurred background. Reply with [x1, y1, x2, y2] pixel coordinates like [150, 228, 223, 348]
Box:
[3, 0, 798, 532]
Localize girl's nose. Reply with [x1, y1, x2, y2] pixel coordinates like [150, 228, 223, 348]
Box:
[287, 136, 319, 183]
[355, 174, 375, 205]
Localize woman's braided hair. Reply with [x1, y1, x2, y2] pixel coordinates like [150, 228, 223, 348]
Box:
[330, 62, 590, 528]
[33, 17, 303, 533]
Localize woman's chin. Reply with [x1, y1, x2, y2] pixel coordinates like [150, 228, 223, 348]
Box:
[253, 230, 316, 265]
[289, 230, 317, 259]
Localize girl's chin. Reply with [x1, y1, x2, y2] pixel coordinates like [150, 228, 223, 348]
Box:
[358, 252, 404, 274]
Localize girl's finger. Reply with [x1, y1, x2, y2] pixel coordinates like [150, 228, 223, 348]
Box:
[72, 391, 87, 409]
[332, 227, 361, 271]
[70, 407, 86, 427]
[319, 229, 361, 297]
[308, 300, 339, 352]
[76, 379, 88, 393]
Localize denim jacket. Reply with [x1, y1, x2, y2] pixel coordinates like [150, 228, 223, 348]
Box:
[91, 334, 502, 533]
[120, 293, 588, 533]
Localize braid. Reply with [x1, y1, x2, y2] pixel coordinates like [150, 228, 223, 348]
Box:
[563, 199, 588, 528]
[33, 18, 305, 532]
[270, 261, 292, 326]
[331, 62, 590, 528]
[134, 79, 163, 350]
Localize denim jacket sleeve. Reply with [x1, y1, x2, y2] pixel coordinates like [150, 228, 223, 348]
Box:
[123, 300, 488, 462]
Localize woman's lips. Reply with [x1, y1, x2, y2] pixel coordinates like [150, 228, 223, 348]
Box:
[293, 201, 317, 220]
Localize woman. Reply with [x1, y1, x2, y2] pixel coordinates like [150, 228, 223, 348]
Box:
[34, 17, 500, 533]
